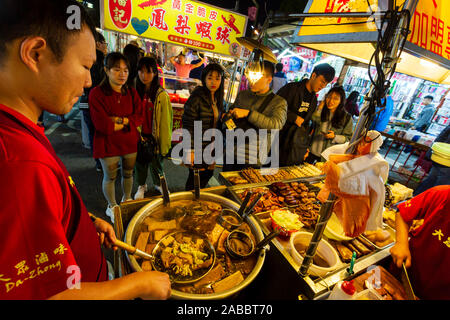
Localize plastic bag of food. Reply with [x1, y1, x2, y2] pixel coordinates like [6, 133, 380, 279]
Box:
[318, 131, 389, 237]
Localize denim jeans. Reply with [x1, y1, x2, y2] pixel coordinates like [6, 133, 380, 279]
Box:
[100, 152, 137, 207]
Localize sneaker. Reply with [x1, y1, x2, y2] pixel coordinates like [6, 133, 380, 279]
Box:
[106, 204, 119, 223]
[121, 196, 133, 203]
[134, 184, 148, 200]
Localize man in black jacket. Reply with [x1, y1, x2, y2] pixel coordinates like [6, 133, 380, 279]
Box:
[277, 63, 335, 166]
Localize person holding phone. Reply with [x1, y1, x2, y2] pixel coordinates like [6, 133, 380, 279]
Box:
[308, 86, 353, 163]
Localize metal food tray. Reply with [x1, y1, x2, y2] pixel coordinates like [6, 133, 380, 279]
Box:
[219, 166, 325, 187]
[360, 224, 397, 250]
[226, 181, 394, 299]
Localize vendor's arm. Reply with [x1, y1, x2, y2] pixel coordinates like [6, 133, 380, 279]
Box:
[390, 211, 412, 268]
[190, 57, 204, 69]
[48, 271, 171, 300]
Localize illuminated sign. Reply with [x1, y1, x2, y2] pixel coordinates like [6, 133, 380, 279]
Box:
[101, 0, 248, 57]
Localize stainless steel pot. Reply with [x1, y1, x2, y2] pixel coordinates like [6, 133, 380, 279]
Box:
[125, 191, 266, 300]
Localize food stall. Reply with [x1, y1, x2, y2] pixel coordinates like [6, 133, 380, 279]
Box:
[100, 0, 249, 142]
[110, 160, 413, 300]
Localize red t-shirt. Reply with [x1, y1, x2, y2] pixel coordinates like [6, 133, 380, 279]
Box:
[398, 185, 450, 300]
[0, 105, 107, 299]
[89, 86, 143, 158]
[173, 62, 194, 78]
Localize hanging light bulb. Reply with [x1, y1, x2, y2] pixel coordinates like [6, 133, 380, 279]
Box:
[245, 48, 264, 84]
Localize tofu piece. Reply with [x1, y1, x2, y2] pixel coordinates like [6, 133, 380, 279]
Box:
[145, 243, 157, 255]
[145, 218, 177, 231]
[194, 264, 226, 289]
[135, 232, 150, 252]
[212, 271, 244, 293]
[209, 224, 225, 247]
[216, 230, 230, 254]
[141, 260, 152, 271]
[154, 230, 169, 241]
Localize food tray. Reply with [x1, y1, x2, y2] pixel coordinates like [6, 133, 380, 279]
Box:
[219, 165, 325, 187]
[229, 186, 287, 214]
[360, 224, 396, 250]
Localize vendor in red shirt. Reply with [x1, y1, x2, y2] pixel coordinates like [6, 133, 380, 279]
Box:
[390, 185, 450, 300]
[89, 52, 143, 222]
[0, 0, 170, 300]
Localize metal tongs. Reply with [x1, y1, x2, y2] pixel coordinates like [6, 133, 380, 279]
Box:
[193, 168, 201, 200]
[159, 174, 170, 205]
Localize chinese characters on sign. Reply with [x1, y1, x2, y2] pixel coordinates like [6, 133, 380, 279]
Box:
[104, 0, 247, 56]
[408, 0, 450, 60]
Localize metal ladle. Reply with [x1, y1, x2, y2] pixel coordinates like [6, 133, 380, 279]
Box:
[225, 229, 280, 260]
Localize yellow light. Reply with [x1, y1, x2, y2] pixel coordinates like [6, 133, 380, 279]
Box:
[247, 70, 263, 84]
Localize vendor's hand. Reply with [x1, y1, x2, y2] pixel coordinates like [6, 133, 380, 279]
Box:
[182, 151, 195, 167]
[295, 116, 304, 127]
[390, 242, 411, 268]
[136, 271, 171, 300]
[232, 108, 250, 119]
[92, 217, 118, 250]
[324, 130, 335, 139]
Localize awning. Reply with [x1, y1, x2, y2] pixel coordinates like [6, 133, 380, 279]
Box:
[267, 0, 450, 85]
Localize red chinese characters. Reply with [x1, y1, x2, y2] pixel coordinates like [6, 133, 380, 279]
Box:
[216, 26, 231, 45]
[197, 6, 206, 18]
[195, 21, 213, 40]
[149, 8, 169, 31]
[174, 15, 191, 35]
[109, 0, 131, 29]
[185, 3, 194, 14]
[446, 26, 450, 59]
[325, 0, 351, 24]
[172, 0, 182, 10]
[209, 10, 218, 21]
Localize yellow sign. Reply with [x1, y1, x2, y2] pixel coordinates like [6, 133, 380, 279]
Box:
[407, 0, 450, 61]
[296, 0, 379, 37]
[101, 0, 248, 57]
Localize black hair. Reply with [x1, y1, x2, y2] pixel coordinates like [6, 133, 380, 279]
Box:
[201, 63, 225, 111]
[312, 63, 336, 83]
[423, 95, 434, 101]
[321, 86, 349, 128]
[0, 0, 96, 65]
[96, 31, 105, 44]
[99, 52, 130, 95]
[136, 57, 161, 103]
[347, 91, 359, 104]
[263, 60, 275, 78]
[123, 44, 142, 87]
[275, 63, 284, 72]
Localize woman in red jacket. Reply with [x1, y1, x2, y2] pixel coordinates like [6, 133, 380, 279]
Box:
[89, 52, 143, 222]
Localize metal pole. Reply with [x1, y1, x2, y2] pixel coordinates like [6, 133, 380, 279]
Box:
[298, 0, 419, 278]
[225, 58, 240, 109]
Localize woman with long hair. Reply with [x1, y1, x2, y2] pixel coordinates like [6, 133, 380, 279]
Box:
[134, 57, 173, 199]
[308, 86, 353, 163]
[182, 63, 225, 190]
[344, 90, 360, 117]
[89, 52, 142, 222]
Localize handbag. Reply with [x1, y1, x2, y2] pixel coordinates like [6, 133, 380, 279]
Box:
[137, 129, 158, 163]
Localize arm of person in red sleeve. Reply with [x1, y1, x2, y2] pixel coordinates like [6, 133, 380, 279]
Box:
[125, 88, 143, 130]
[0, 161, 171, 300]
[88, 87, 116, 135]
[390, 186, 450, 268]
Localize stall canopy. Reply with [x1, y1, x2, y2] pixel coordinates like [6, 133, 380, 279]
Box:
[100, 0, 247, 58]
[270, 0, 450, 84]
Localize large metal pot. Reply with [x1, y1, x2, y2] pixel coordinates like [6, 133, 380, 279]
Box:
[125, 191, 266, 300]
